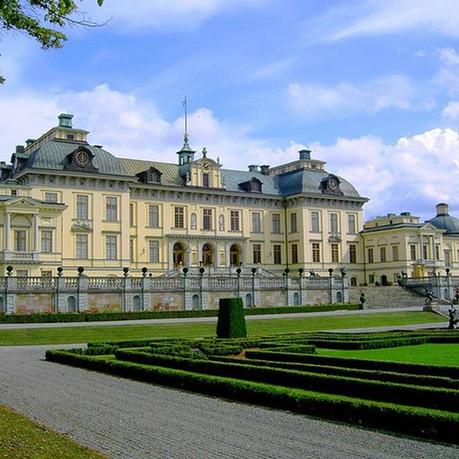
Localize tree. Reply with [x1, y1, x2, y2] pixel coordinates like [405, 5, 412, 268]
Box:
[0, 0, 105, 83]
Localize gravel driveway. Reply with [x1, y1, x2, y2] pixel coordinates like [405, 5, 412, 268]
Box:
[0, 346, 457, 459]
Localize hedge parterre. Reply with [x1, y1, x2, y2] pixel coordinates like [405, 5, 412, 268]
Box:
[47, 330, 459, 444]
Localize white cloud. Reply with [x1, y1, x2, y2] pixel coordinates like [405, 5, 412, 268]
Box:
[287, 75, 421, 116]
[79, 0, 264, 31]
[2, 84, 459, 220]
[313, 128, 459, 218]
[442, 101, 459, 121]
[307, 0, 459, 43]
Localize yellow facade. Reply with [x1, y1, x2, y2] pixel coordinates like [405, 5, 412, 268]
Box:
[0, 114, 369, 279]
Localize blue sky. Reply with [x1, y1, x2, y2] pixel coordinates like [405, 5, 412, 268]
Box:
[1, 0, 459, 219]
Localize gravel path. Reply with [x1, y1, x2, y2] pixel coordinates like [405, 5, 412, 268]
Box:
[0, 346, 457, 459]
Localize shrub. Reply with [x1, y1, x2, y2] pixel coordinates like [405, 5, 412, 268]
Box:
[216, 298, 247, 339]
[45, 349, 459, 444]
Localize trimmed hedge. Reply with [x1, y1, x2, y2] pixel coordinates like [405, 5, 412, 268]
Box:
[216, 298, 247, 339]
[45, 349, 459, 444]
[0, 303, 360, 324]
[244, 350, 459, 379]
[214, 356, 459, 390]
[114, 350, 459, 411]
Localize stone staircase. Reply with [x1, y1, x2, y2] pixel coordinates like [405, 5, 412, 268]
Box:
[349, 285, 425, 309]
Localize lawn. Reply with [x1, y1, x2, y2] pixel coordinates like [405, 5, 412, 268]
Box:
[0, 404, 105, 459]
[319, 343, 459, 367]
[0, 311, 445, 345]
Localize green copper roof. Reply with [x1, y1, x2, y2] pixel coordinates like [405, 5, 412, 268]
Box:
[120, 158, 184, 186]
[26, 140, 129, 176]
[275, 168, 362, 198]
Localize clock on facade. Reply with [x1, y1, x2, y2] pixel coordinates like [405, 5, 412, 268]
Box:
[75, 150, 90, 167]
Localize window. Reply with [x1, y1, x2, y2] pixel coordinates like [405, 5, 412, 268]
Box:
[203, 173, 210, 187]
[312, 242, 321, 263]
[11, 189, 17, 196]
[149, 240, 159, 263]
[410, 245, 416, 261]
[15, 230, 26, 251]
[148, 205, 159, 228]
[435, 245, 440, 260]
[44, 192, 58, 203]
[129, 203, 135, 227]
[445, 250, 451, 266]
[203, 208, 213, 230]
[16, 270, 28, 277]
[130, 239, 135, 262]
[423, 245, 428, 260]
[330, 213, 338, 234]
[311, 211, 320, 232]
[272, 213, 281, 233]
[252, 212, 261, 233]
[106, 235, 117, 260]
[174, 207, 184, 228]
[76, 195, 88, 220]
[380, 247, 386, 262]
[230, 210, 240, 231]
[106, 197, 118, 221]
[291, 244, 298, 264]
[76, 234, 88, 259]
[273, 244, 282, 264]
[41, 270, 52, 278]
[392, 245, 399, 261]
[331, 243, 339, 263]
[369, 274, 375, 284]
[349, 244, 357, 264]
[41, 230, 52, 253]
[290, 213, 297, 233]
[367, 248, 374, 263]
[253, 244, 262, 264]
[348, 214, 356, 234]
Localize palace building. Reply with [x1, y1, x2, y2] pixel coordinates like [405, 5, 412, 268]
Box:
[0, 113, 457, 287]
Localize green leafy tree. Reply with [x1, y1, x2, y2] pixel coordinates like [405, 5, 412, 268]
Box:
[0, 0, 105, 83]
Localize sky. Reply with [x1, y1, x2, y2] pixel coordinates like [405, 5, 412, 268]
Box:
[1, 0, 459, 220]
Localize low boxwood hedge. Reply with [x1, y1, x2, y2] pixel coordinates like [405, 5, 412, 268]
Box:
[214, 356, 459, 390]
[114, 350, 459, 412]
[244, 350, 459, 379]
[45, 349, 459, 444]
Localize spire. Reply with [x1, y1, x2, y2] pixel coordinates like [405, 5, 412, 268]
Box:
[177, 97, 195, 165]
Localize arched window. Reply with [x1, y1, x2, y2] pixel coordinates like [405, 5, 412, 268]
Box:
[202, 243, 213, 266]
[293, 292, 300, 306]
[192, 294, 201, 310]
[67, 296, 76, 313]
[173, 242, 185, 267]
[336, 291, 342, 303]
[351, 277, 357, 287]
[245, 293, 252, 308]
[230, 244, 241, 266]
[133, 295, 142, 312]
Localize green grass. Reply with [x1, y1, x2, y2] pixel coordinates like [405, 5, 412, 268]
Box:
[319, 343, 459, 367]
[0, 404, 105, 459]
[0, 311, 444, 346]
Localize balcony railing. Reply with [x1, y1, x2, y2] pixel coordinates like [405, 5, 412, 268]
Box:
[0, 251, 40, 263]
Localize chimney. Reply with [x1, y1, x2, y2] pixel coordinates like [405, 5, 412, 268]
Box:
[299, 149, 311, 160]
[248, 164, 259, 172]
[58, 113, 73, 129]
[15, 145, 25, 154]
[260, 165, 270, 175]
[436, 203, 449, 216]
